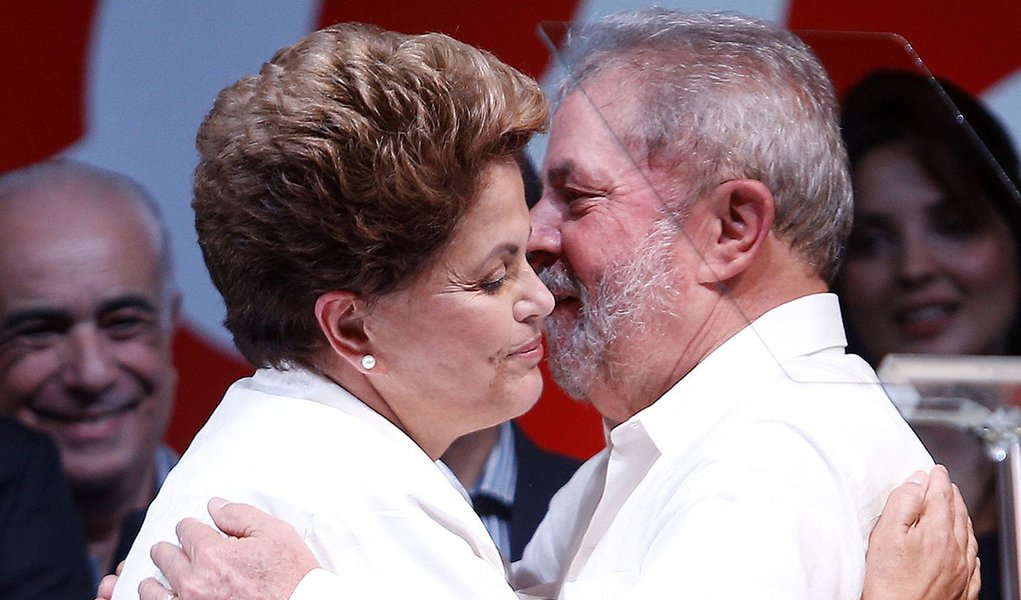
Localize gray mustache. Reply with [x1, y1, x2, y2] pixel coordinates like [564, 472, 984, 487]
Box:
[539, 262, 581, 297]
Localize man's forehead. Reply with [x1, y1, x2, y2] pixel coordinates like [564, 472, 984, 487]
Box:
[548, 91, 643, 162]
[1, 187, 159, 251]
[543, 122, 649, 193]
[555, 70, 638, 122]
[0, 252, 165, 311]
[0, 206, 166, 313]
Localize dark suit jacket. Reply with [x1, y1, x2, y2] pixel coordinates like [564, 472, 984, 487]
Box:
[978, 533, 1001, 600]
[0, 417, 93, 600]
[509, 423, 583, 561]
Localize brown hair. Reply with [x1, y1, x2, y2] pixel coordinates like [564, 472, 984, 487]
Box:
[193, 23, 547, 369]
[841, 70, 1021, 237]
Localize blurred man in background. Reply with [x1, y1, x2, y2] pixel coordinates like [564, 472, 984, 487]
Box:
[0, 159, 179, 587]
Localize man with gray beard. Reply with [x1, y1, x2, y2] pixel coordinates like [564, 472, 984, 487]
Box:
[513, 9, 965, 598]
[120, 9, 979, 600]
[512, 9, 973, 599]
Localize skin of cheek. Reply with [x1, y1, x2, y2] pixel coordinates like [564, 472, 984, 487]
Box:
[41, 335, 173, 486]
[0, 351, 55, 415]
[443, 298, 538, 424]
[370, 293, 532, 450]
[559, 205, 658, 299]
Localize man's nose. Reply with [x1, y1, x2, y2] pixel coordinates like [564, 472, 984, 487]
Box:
[527, 194, 564, 271]
[61, 325, 117, 395]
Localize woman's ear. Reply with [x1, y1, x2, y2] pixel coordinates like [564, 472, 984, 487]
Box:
[314, 291, 373, 372]
[696, 179, 775, 283]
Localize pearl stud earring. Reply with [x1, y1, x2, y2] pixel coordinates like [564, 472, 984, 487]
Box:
[361, 354, 377, 370]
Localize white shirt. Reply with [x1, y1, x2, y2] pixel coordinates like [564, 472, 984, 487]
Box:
[111, 368, 517, 600]
[513, 294, 934, 600]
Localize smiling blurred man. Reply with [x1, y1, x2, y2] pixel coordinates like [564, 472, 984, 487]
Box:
[0, 159, 179, 586]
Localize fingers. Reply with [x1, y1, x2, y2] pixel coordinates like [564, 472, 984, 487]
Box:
[175, 517, 226, 559]
[150, 540, 190, 592]
[96, 573, 118, 600]
[951, 482, 975, 555]
[924, 465, 953, 505]
[208, 496, 283, 538]
[877, 469, 930, 531]
[919, 465, 955, 532]
[95, 560, 126, 599]
[953, 483, 974, 539]
[138, 577, 174, 600]
[965, 507, 977, 559]
[957, 484, 979, 600]
[965, 558, 981, 600]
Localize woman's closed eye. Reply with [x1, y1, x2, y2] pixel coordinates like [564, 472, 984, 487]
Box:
[479, 268, 509, 294]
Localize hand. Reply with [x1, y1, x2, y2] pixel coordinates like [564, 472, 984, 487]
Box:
[861, 465, 980, 600]
[138, 577, 177, 600]
[96, 561, 124, 600]
[145, 498, 321, 600]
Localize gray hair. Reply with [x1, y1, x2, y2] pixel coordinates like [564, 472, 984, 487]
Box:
[556, 9, 852, 282]
[0, 159, 175, 294]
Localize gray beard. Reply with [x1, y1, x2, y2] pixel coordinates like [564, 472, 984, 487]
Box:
[540, 262, 608, 400]
[540, 220, 680, 400]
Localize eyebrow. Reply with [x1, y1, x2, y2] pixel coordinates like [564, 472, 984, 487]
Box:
[0, 307, 69, 332]
[546, 162, 575, 188]
[488, 242, 521, 262]
[466, 241, 521, 273]
[0, 295, 160, 331]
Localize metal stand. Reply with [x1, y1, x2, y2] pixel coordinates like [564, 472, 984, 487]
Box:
[996, 441, 1021, 600]
[878, 355, 1021, 599]
[977, 407, 1021, 600]
[898, 400, 1021, 598]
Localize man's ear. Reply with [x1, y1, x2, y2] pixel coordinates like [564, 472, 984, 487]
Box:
[696, 179, 775, 283]
[314, 291, 372, 371]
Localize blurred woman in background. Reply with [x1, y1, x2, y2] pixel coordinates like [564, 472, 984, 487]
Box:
[838, 69, 1021, 600]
